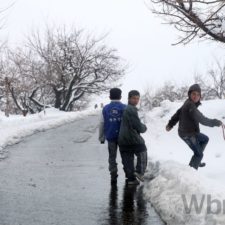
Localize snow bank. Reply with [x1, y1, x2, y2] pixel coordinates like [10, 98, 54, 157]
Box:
[144, 160, 225, 225]
[143, 99, 225, 225]
[0, 108, 99, 159]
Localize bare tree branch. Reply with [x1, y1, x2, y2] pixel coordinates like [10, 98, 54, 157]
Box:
[149, 0, 225, 45]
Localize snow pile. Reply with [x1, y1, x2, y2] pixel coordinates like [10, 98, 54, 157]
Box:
[143, 99, 225, 225]
[0, 108, 99, 159]
[144, 160, 225, 225]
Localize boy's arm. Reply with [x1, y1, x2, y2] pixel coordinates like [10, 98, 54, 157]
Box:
[98, 112, 105, 143]
[189, 105, 222, 127]
[167, 107, 182, 130]
[129, 109, 147, 133]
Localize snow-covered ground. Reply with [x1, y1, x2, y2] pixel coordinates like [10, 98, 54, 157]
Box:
[1, 99, 225, 225]
[0, 108, 99, 159]
[143, 99, 225, 225]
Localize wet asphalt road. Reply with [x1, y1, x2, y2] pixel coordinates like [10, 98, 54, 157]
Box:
[0, 115, 164, 225]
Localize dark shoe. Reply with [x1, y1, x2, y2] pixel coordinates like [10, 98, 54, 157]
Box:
[126, 179, 140, 186]
[199, 162, 206, 167]
[189, 162, 199, 170]
[134, 172, 144, 182]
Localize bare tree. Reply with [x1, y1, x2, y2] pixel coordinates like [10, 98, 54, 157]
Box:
[27, 26, 125, 111]
[72, 93, 90, 111]
[1, 48, 47, 114]
[156, 81, 180, 102]
[140, 86, 155, 111]
[149, 0, 225, 45]
[140, 83, 181, 111]
[176, 85, 189, 99]
[208, 59, 225, 99]
[194, 60, 225, 99]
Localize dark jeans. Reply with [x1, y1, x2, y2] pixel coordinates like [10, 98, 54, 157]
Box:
[120, 145, 148, 181]
[108, 141, 119, 175]
[181, 133, 209, 170]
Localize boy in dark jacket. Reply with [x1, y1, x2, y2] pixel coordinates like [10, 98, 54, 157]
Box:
[166, 84, 222, 170]
[119, 90, 148, 185]
[99, 88, 126, 183]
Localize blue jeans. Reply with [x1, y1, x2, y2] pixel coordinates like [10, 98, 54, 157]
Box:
[181, 133, 209, 170]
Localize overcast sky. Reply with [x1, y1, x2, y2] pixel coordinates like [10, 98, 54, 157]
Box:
[2, 0, 225, 103]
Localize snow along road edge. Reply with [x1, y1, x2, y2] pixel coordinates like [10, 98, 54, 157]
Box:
[143, 159, 225, 225]
[0, 108, 99, 159]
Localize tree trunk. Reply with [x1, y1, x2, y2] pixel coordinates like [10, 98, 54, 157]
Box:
[60, 79, 75, 111]
[53, 88, 62, 109]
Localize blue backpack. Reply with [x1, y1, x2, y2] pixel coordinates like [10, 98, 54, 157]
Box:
[102, 102, 126, 141]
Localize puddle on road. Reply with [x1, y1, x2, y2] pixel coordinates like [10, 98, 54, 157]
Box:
[99, 184, 165, 225]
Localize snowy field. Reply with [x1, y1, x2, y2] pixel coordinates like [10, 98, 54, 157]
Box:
[0, 108, 99, 159]
[143, 99, 225, 225]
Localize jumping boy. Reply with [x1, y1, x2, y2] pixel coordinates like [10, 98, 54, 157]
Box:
[99, 88, 126, 184]
[166, 84, 222, 170]
[118, 90, 148, 185]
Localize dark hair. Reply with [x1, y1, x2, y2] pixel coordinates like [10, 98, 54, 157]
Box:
[110, 88, 122, 100]
[128, 90, 140, 98]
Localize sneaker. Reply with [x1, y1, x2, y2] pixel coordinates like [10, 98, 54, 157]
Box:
[199, 162, 206, 167]
[134, 172, 144, 182]
[126, 179, 140, 186]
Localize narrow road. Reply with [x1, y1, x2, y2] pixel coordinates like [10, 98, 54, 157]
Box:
[0, 115, 164, 225]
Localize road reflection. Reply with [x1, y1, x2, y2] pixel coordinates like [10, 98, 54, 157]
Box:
[104, 184, 151, 225]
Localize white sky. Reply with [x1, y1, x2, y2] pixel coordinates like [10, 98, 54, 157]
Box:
[1, 0, 225, 103]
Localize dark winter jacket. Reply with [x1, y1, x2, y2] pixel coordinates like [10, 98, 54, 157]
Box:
[168, 99, 221, 137]
[118, 104, 147, 147]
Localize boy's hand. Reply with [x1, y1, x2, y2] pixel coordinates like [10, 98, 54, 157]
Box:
[166, 125, 172, 131]
[213, 119, 223, 127]
[99, 137, 105, 144]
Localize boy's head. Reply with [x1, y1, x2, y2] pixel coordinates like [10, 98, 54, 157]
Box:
[188, 84, 201, 103]
[110, 88, 122, 100]
[128, 90, 140, 106]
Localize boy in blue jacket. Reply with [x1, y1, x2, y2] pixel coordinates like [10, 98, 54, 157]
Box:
[99, 88, 126, 184]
